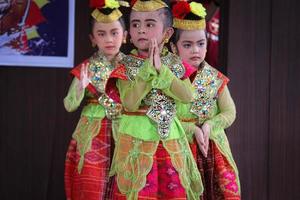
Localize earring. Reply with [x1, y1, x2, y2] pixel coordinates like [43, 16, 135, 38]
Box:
[170, 42, 178, 55]
[123, 38, 127, 44]
[92, 42, 96, 48]
[163, 37, 169, 44]
[129, 38, 133, 43]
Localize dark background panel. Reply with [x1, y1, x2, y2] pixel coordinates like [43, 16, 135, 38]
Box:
[269, 0, 300, 199]
[226, 0, 271, 199]
[0, 0, 300, 200]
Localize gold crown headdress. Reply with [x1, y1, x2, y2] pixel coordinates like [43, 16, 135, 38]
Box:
[131, 0, 168, 12]
[172, 1, 206, 30]
[90, 0, 129, 23]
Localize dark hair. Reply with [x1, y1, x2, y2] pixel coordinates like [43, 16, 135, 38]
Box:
[170, 10, 206, 44]
[171, 28, 207, 44]
[129, 6, 173, 31]
[169, 27, 207, 54]
[89, 8, 126, 34]
[158, 7, 173, 30]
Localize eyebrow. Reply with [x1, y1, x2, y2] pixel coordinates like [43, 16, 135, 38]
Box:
[130, 19, 140, 23]
[110, 28, 120, 32]
[181, 39, 206, 43]
[130, 19, 157, 23]
[96, 28, 119, 33]
[145, 19, 157, 23]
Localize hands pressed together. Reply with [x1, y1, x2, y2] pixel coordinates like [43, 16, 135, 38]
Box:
[194, 122, 211, 158]
[148, 38, 162, 72]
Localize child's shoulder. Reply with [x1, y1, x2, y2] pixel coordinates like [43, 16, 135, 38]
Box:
[200, 61, 229, 94]
[201, 61, 227, 79]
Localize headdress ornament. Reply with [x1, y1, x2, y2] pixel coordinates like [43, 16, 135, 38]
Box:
[90, 0, 129, 23]
[172, 1, 206, 30]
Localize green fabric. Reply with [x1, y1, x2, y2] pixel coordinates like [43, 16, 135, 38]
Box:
[63, 77, 107, 172]
[151, 64, 173, 90]
[209, 127, 241, 192]
[137, 59, 158, 81]
[176, 86, 241, 193]
[162, 137, 204, 200]
[114, 51, 202, 198]
[180, 121, 197, 143]
[116, 58, 194, 141]
[110, 134, 203, 200]
[63, 78, 85, 112]
[117, 115, 185, 141]
[117, 78, 152, 112]
[205, 86, 236, 132]
[64, 78, 106, 118]
[158, 66, 194, 103]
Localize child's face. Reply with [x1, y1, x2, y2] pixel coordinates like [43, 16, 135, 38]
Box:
[129, 10, 166, 52]
[176, 29, 207, 68]
[90, 20, 125, 58]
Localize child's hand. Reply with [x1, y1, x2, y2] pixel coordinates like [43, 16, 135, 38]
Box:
[149, 39, 161, 72]
[201, 122, 211, 156]
[153, 39, 161, 72]
[195, 126, 207, 157]
[79, 63, 90, 90]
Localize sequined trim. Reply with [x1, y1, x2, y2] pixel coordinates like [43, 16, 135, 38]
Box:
[190, 62, 223, 123]
[145, 89, 176, 139]
[120, 51, 185, 80]
[161, 52, 186, 79]
[89, 51, 124, 93]
[88, 51, 124, 119]
[98, 94, 122, 119]
[119, 55, 144, 81]
[121, 51, 185, 138]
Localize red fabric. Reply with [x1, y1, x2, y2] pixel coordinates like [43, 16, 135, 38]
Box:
[20, 27, 29, 52]
[217, 71, 229, 95]
[182, 61, 197, 79]
[109, 64, 128, 80]
[106, 64, 127, 103]
[112, 143, 187, 200]
[89, 0, 105, 8]
[70, 60, 99, 99]
[64, 118, 113, 200]
[172, 1, 191, 19]
[105, 78, 121, 103]
[130, 0, 138, 6]
[206, 9, 220, 67]
[25, 1, 46, 27]
[190, 140, 241, 200]
[70, 62, 86, 79]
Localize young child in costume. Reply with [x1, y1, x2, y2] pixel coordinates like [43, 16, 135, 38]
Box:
[109, 0, 204, 199]
[170, 1, 241, 199]
[63, 0, 128, 199]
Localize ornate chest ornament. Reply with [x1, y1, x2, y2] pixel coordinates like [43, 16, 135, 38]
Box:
[88, 51, 123, 119]
[123, 51, 185, 138]
[190, 63, 223, 122]
[145, 89, 176, 139]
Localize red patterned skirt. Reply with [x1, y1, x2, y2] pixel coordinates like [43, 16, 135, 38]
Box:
[190, 140, 241, 200]
[111, 142, 187, 200]
[64, 118, 114, 200]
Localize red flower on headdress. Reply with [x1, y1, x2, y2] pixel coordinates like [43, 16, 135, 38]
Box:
[89, 0, 105, 8]
[131, 0, 138, 6]
[172, 1, 191, 19]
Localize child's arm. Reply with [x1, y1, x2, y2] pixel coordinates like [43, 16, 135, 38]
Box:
[205, 86, 236, 130]
[63, 78, 85, 112]
[152, 65, 193, 103]
[180, 121, 197, 142]
[150, 40, 193, 103]
[117, 60, 156, 111]
[117, 79, 152, 111]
